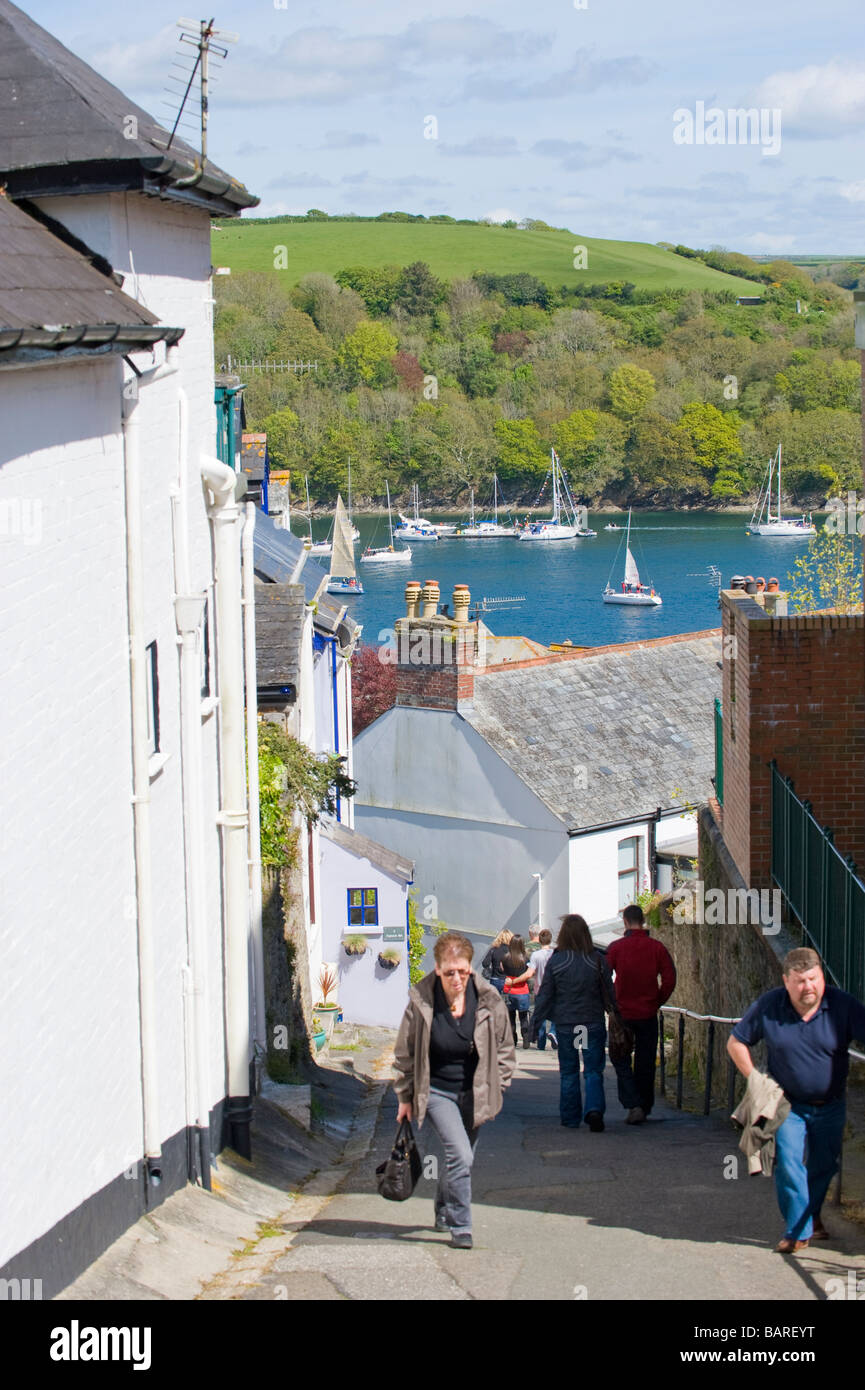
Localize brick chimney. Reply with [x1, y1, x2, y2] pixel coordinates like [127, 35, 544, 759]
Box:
[395, 581, 482, 710]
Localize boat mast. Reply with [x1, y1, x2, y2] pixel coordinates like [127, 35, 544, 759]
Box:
[493, 474, 498, 524]
[777, 441, 782, 522]
[551, 450, 559, 525]
[470, 488, 475, 528]
[347, 456, 352, 522]
[386, 481, 394, 544]
[305, 474, 313, 542]
[625, 507, 632, 582]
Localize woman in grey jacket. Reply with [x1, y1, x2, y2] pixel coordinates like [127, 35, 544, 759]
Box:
[394, 931, 515, 1249]
[531, 914, 614, 1131]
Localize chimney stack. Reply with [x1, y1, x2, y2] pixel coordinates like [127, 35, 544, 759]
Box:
[404, 580, 421, 619]
[395, 581, 478, 711]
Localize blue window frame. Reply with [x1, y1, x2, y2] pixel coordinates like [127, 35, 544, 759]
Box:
[348, 888, 378, 926]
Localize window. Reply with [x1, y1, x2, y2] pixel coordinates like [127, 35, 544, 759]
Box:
[348, 888, 378, 927]
[617, 835, 640, 909]
[145, 641, 160, 756]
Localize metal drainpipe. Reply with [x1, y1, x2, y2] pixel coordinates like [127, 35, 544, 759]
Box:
[241, 502, 266, 1068]
[200, 455, 252, 1159]
[121, 378, 162, 1194]
[170, 385, 213, 1187]
[330, 636, 341, 822]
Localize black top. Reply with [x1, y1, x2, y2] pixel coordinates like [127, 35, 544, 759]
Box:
[429, 978, 478, 1095]
[481, 944, 510, 978]
[532, 949, 614, 1027]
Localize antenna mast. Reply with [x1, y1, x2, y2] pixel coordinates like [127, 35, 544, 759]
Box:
[166, 17, 237, 160]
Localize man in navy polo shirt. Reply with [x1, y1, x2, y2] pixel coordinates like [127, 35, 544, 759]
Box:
[727, 946, 865, 1254]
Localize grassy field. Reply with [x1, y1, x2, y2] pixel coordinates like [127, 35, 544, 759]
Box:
[211, 220, 762, 293]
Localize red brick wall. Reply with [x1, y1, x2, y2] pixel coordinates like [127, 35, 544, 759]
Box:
[722, 594, 865, 885]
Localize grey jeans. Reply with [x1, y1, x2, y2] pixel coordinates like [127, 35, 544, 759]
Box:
[425, 1087, 479, 1236]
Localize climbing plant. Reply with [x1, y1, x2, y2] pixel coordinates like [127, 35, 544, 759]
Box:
[258, 722, 357, 866]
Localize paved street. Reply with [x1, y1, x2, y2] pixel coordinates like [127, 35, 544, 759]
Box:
[239, 1045, 865, 1302]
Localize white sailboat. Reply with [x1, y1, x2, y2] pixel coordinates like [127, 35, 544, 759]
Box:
[360, 481, 412, 565]
[301, 475, 332, 556]
[518, 450, 590, 541]
[602, 509, 662, 606]
[394, 483, 439, 541]
[326, 494, 363, 595]
[747, 444, 816, 537]
[460, 475, 518, 538]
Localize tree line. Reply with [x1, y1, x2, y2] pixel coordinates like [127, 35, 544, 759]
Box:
[215, 253, 858, 509]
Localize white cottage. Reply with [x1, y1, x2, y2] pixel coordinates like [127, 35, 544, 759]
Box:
[254, 517, 413, 1026]
[0, 0, 259, 1296]
[354, 583, 721, 942]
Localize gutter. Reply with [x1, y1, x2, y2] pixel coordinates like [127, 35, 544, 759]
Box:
[241, 503, 266, 1063]
[568, 808, 665, 838]
[0, 325, 183, 352]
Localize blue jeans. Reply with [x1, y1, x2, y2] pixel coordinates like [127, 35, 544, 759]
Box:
[774, 1098, 845, 1241]
[535, 1015, 557, 1050]
[505, 993, 531, 1043]
[557, 1021, 606, 1126]
[425, 1088, 479, 1236]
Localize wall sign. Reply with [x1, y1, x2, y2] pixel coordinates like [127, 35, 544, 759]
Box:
[381, 926, 405, 942]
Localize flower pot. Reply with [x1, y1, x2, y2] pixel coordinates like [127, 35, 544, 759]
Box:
[312, 1029, 327, 1052]
[378, 953, 400, 971]
[314, 1003, 339, 1038]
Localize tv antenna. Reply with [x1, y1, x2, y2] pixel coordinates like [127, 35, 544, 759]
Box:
[162, 18, 238, 162]
[688, 565, 722, 589]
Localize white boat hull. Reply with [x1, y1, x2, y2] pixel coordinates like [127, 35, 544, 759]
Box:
[518, 524, 580, 542]
[360, 547, 412, 564]
[603, 588, 662, 606]
[326, 579, 364, 594]
[746, 521, 816, 537]
[393, 528, 438, 541]
[461, 525, 519, 539]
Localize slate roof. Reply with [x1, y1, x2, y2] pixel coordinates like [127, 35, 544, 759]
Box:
[0, 0, 257, 214]
[0, 193, 175, 355]
[254, 582, 305, 693]
[253, 508, 326, 600]
[320, 821, 414, 885]
[464, 632, 722, 830]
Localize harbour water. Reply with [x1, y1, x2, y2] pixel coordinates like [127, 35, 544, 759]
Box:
[304, 510, 834, 649]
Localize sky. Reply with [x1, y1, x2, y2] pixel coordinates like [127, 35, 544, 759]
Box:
[20, 0, 865, 253]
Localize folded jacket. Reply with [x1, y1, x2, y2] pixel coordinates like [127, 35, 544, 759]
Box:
[731, 1069, 791, 1176]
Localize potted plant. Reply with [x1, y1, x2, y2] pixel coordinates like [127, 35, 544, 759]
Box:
[343, 933, 368, 958]
[377, 947, 401, 971]
[313, 964, 340, 1036]
[311, 1015, 327, 1052]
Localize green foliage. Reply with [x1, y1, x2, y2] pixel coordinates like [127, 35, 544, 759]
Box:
[258, 723, 356, 867]
[494, 417, 549, 480]
[407, 894, 430, 985]
[336, 319, 399, 383]
[786, 531, 863, 615]
[679, 401, 742, 477]
[608, 363, 656, 419]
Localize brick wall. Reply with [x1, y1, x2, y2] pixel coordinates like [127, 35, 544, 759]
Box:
[721, 591, 865, 886]
[394, 617, 479, 709]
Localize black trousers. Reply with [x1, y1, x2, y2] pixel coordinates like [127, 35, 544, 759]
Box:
[615, 1015, 659, 1114]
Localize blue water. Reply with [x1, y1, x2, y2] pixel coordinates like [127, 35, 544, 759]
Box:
[307, 511, 824, 649]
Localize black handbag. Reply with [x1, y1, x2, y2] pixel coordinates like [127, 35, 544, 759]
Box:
[594, 954, 635, 1066]
[375, 1118, 423, 1201]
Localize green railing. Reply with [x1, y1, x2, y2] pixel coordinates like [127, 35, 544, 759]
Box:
[770, 761, 865, 999]
[713, 696, 723, 806]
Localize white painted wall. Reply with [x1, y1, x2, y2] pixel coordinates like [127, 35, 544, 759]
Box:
[569, 822, 651, 925]
[0, 190, 231, 1269]
[354, 706, 569, 935]
[319, 836, 409, 1028]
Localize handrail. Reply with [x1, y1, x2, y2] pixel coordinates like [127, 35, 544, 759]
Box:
[656, 1008, 864, 1200]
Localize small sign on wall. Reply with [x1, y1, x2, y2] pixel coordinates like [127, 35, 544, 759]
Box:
[381, 926, 405, 942]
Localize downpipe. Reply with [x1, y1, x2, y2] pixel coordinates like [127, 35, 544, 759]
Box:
[242, 502, 267, 1068]
[201, 456, 252, 1159]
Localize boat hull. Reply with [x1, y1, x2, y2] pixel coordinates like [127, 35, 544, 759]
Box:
[518, 524, 580, 542]
[603, 590, 662, 606]
[360, 547, 412, 564]
[326, 579, 364, 594]
[746, 522, 816, 537]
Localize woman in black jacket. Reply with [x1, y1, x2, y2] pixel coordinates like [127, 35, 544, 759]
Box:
[481, 929, 513, 995]
[531, 914, 614, 1131]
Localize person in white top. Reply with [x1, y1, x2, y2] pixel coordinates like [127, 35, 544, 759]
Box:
[530, 929, 557, 1050]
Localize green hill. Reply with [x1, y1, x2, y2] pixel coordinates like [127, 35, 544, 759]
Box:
[211, 219, 762, 294]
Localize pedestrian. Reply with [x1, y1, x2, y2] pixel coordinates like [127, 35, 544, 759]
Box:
[501, 934, 535, 1049]
[481, 928, 513, 994]
[606, 903, 677, 1124]
[727, 946, 865, 1254]
[393, 930, 515, 1249]
[531, 914, 613, 1131]
[530, 928, 557, 1051]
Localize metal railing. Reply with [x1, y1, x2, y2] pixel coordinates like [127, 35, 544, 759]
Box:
[713, 696, 723, 806]
[656, 1005, 865, 1201]
[770, 761, 865, 998]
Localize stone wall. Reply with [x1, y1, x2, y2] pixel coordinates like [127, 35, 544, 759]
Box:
[262, 863, 313, 1083]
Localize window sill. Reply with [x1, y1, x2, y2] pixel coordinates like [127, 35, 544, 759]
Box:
[200, 696, 219, 720]
[148, 751, 170, 781]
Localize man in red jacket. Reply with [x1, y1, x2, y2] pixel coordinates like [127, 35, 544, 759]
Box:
[606, 904, 676, 1124]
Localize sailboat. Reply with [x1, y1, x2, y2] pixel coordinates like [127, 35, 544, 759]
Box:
[360, 481, 412, 565]
[747, 443, 815, 536]
[602, 509, 662, 606]
[301, 475, 332, 556]
[394, 483, 439, 541]
[460, 475, 518, 538]
[326, 495, 363, 595]
[518, 450, 590, 541]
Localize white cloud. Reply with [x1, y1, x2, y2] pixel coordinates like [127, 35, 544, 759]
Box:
[738, 232, 797, 252]
[532, 139, 640, 170]
[320, 130, 381, 148]
[438, 136, 519, 158]
[754, 60, 865, 137]
[484, 208, 521, 223]
[401, 18, 551, 64]
[466, 48, 656, 102]
[839, 180, 865, 202]
[267, 172, 334, 189]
